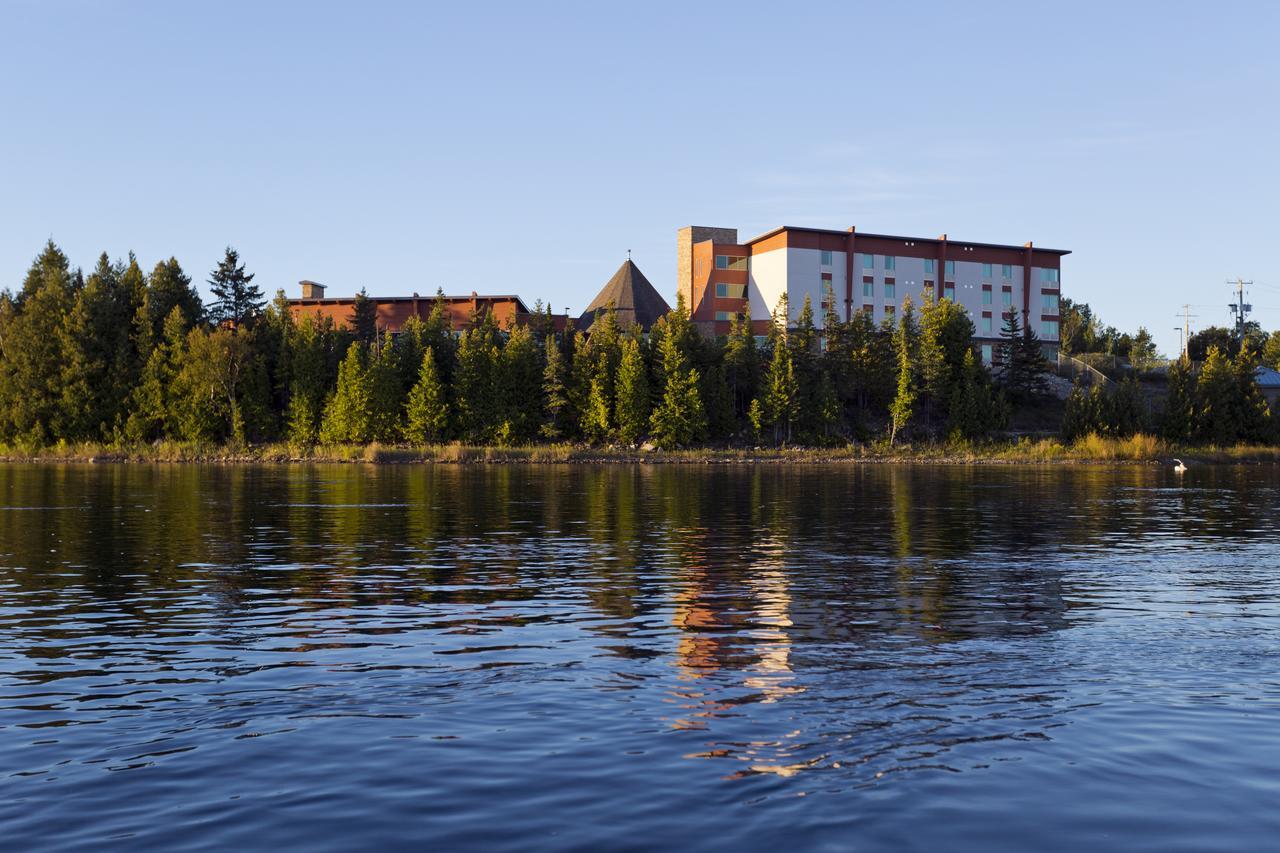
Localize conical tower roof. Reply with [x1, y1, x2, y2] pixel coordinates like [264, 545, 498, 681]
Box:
[577, 259, 671, 332]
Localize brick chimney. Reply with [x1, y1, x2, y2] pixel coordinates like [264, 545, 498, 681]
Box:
[299, 280, 326, 299]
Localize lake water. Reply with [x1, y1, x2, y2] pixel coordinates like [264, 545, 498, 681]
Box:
[1, 463, 1278, 851]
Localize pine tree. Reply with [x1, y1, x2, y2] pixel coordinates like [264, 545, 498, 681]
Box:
[126, 306, 189, 441]
[207, 246, 263, 329]
[947, 349, 1006, 441]
[889, 297, 919, 445]
[404, 346, 449, 444]
[649, 303, 706, 448]
[0, 241, 77, 442]
[368, 333, 404, 442]
[139, 257, 202, 343]
[1194, 346, 1241, 444]
[454, 311, 501, 442]
[541, 334, 573, 440]
[758, 332, 799, 445]
[351, 288, 378, 344]
[60, 253, 132, 439]
[498, 322, 543, 444]
[615, 336, 650, 445]
[582, 374, 611, 443]
[1161, 357, 1194, 442]
[1060, 381, 1093, 442]
[320, 344, 373, 443]
[723, 311, 759, 425]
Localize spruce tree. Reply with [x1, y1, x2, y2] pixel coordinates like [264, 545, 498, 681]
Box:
[207, 246, 263, 329]
[615, 336, 650, 445]
[582, 375, 611, 443]
[126, 306, 189, 441]
[498, 322, 543, 443]
[723, 310, 759, 425]
[405, 346, 449, 444]
[0, 241, 77, 442]
[649, 307, 706, 448]
[454, 311, 501, 442]
[759, 333, 798, 445]
[541, 335, 573, 440]
[889, 297, 919, 445]
[351, 288, 378, 344]
[368, 333, 405, 441]
[320, 344, 373, 443]
[1161, 357, 1194, 442]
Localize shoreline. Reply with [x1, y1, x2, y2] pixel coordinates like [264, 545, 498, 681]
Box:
[2, 437, 1278, 466]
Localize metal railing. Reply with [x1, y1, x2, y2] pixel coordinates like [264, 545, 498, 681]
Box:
[1057, 351, 1114, 387]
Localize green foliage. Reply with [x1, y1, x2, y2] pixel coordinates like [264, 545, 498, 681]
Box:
[995, 309, 1050, 400]
[649, 296, 706, 448]
[542, 334, 574, 440]
[497, 323, 543, 444]
[454, 311, 502, 442]
[946, 349, 1007, 440]
[207, 246, 263, 328]
[889, 297, 919, 445]
[614, 336, 649, 445]
[320, 344, 373, 443]
[351, 288, 378, 344]
[404, 347, 449, 443]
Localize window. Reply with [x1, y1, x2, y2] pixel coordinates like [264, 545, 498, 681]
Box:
[1041, 293, 1059, 312]
[943, 283, 955, 301]
[1041, 268, 1059, 283]
[862, 281, 874, 298]
[981, 344, 993, 364]
[924, 259, 936, 274]
[1041, 320, 1059, 338]
[715, 255, 747, 271]
[753, 335, 768, 347]
[884, 305, 896, 317]
[982, 288, 992, 305]
[862, 304, 873, 314]
[983, 316, 993, 334]
[715, 255, 728, 269]
[1002, 264, 1013, 279]
[715, 311, 734, 322]
[884, 283, 896, 299]
[862, 254, 874, 269]
[982, 263, 992, 277]
[885, 256, 896, 271]
[1002, 289, 1013, 306]
[924, 280, 934, 294]
[820, 250, 832, 266]
[945, 260, 955, 276]
[716, 282, 747, 299]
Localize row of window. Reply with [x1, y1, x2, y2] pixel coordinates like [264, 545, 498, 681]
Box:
[831, 254, 1060, 285]
[714, 255, 747, 271]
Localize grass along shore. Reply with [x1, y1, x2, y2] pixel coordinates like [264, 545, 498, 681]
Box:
[2, 434, 1280, 465]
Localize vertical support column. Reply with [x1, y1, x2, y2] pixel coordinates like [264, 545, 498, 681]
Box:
[845, 226, 856, 322]
[1023, 242, 1034, 337]
[937, 234, 948, 304]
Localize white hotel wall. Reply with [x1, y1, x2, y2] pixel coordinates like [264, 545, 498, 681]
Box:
[748, 247, 1056, 342]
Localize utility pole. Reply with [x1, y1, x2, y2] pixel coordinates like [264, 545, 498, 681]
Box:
[1227, 278, 1253, 342]
[1179, 304, 1198, 360]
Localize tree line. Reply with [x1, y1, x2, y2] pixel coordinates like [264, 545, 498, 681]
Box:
[1, 240, 1274, 450]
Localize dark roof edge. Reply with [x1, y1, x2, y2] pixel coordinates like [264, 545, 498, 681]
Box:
[741, 225, 1071, 256]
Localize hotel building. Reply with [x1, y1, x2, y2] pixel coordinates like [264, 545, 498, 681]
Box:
[679, 226, 1069, 362]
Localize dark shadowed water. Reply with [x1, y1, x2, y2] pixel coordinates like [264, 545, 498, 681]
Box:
[1, 463, 1278, 851]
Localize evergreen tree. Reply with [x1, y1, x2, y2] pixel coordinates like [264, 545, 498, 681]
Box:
[404, 346, 449, 443]
[541, 334, 574, 440]
[790, 294, 820, 438]
[284, 316, 338, 445]
[126, 306, 190, 441]
[996, 309, 1049, 399]
[454, 310, 501, 442]
[888, 298, 919, 445]
[649, 301, 706, 448]
[0, 241, 78, 442]
[207, 246, 263, 329]
[582, 374, 612, 443]
[918, 292, 977, 426]
[757, 330, 799, 445]
[60, 253, 133, 439]
[139, 257, 202, 344]
[351, 288, 378, 344]
[367, 333, 405, 441]
[320, 344, 372, 443]
[1161, 357, 1194, 442]
[1130, 327, 1158, 373]
[615, 336, 650, 445]
[947, 349, 1007, 441]
[723, 311, 759, 426]
[1060, 381, 1094, 442]
[498, 322, 543, 444]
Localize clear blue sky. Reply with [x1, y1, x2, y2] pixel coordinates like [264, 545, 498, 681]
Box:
[2, 0, 1277, 356]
